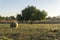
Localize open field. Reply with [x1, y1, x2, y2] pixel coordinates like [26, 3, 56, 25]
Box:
[0, 24, 60, 40]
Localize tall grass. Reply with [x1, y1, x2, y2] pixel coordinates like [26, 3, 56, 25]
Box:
[0, 24, 60, 40]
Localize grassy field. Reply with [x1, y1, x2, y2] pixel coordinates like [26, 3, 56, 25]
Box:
[0, 24, 60, 40]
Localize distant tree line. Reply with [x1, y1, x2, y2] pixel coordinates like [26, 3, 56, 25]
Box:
[1, 6, 60, 22]
[0, 16, 15, 21]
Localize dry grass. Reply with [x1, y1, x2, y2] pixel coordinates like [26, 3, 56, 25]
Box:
[0, 24, 60, 40]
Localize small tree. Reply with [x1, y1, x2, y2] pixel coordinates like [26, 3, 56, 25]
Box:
[9, 16, 15, 21]
[16, 14, 23, 22]
[5, 16, 9, 21]
[0, 16, 3, 20]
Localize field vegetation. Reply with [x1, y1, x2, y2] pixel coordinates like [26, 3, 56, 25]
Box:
[0, 24, 60, 40]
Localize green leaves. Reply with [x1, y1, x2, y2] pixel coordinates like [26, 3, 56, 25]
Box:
[16, 14, 23, 21]
[17, 6, 47, 22]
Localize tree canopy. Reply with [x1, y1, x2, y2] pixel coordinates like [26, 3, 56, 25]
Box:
[16, 6, 47, 22]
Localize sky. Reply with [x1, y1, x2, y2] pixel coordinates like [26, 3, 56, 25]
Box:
[0, 0, 60, 17]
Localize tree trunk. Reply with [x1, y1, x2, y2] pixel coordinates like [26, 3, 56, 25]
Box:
[30, 21, 33, 24]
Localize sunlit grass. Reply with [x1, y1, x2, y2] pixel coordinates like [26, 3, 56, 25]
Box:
[0, 24, 60, 40]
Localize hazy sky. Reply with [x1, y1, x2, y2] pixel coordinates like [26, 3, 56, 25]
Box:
[0, 0, 60, 17]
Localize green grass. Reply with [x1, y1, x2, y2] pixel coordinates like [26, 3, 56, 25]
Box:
[0, 24, 60, 40]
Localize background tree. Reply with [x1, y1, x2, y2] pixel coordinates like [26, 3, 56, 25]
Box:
[16, 14, 23, 21]
[0, 16, 5, 20]
[16, 6, 47, 24]
[9, 16, 15, 21]
[5, 16, 9, 21]
[22, 6, 47, 22]
[0, 16, 3, 20]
